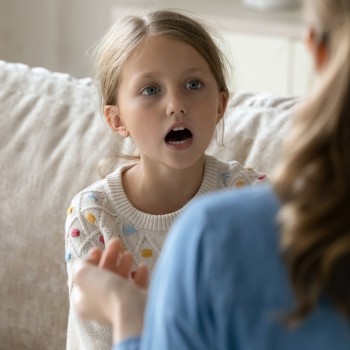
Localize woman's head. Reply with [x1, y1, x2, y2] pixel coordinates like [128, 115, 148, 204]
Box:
[274, 0, 350, 324]
[304, 0, 350, 41]
[304, 0, 350, 68]
[93, 9, 230, 109]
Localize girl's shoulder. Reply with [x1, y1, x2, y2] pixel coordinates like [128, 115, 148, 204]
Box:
[227, 161, 268, 187]
[68, 162, 134, 209]
[206, 155, 268, 188]
[69, 178, 107, 209]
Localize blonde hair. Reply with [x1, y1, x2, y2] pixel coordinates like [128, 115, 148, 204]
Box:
[92, 9, 230, 176]
[273, 0, 350, 323]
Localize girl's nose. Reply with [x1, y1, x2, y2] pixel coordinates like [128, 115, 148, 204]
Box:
[166, 92, 188, 117]
[168, 108, 186, 116]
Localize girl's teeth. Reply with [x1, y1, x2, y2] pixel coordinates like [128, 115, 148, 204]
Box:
[172, 127, 185, 131]
[168, 140, 188, 145]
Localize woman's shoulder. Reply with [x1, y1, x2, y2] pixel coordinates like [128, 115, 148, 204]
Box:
[160, 185, 287, 308]
[192, 184, 278, 230]
[172, 185, 288, 297]
[202, 185, 280, 259]
[170, 185, 279, 256]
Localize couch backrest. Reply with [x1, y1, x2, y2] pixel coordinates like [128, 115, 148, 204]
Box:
[0, 60, 298, 349]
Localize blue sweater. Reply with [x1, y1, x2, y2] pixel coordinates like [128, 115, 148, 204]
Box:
[114, 185, 350, 350]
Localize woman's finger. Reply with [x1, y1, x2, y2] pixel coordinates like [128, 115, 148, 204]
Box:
[133, 264, 149, 289]
[99, 238, 123, 270]
[84, 247, 103, 265]
[117, 251, 134, 278]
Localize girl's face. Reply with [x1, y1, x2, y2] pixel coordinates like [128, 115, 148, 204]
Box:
[105, 35, 227, 171]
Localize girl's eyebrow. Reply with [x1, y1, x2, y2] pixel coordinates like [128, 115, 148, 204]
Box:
[128, 73, 157, 87]
[132, 67, 209, 82]
[181, 67, 208, 74]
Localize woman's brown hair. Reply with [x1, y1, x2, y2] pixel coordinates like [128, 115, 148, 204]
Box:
[273, 0, 350, 324]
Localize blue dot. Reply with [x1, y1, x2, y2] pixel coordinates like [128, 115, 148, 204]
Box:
[123, 225, 137, 235]
[87, 192, 98, 202]
[65, 252, 72, 262]
[221, 172, 230, 186]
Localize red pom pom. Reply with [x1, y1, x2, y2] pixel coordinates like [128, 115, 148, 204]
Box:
[71, 228, 80, 237]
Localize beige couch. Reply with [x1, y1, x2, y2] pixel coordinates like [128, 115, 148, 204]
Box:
[0, 60, 298, 350]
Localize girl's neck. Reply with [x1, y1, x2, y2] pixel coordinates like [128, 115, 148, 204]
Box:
[122, 156, 205, 215]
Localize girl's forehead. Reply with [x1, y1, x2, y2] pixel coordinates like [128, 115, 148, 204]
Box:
[124, 35, 210, 71]
[114, 34, 221, 97]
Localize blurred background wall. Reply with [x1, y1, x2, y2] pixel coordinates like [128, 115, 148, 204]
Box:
[0, 0, 125, 78]
[0, 0, 308, 95]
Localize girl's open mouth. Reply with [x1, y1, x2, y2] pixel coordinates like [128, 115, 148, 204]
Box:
[165, 127, 193, 145]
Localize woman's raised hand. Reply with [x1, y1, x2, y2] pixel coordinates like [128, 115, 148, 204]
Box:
[72, 238, 149, 342]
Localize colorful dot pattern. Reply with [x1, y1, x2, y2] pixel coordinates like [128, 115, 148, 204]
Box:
[63, 156, 271, 350]
[65, 160, 268, 291]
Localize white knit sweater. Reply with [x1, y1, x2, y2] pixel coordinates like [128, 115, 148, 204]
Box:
[65, 155, 267, 350]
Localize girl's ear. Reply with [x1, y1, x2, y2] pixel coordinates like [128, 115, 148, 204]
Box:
[104, 105, 130, 137]
[305, 27, 329, 72]
[216, 91, 229, 123]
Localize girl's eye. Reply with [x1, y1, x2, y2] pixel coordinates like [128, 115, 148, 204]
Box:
[141, 86, 160, 96]
[186, 80, 203, 90]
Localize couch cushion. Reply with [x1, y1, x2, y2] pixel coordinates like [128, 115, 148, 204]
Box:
[0, 60, 298, 349]
[0, 61, 106, 350]
[207, 91, 298, 174]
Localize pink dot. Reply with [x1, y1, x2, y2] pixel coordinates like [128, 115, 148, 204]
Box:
[71, 229, 80, 237]
[99, 235, 105, 244]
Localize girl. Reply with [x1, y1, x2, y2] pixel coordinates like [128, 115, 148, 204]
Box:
[65, 9, 266, 350]
[72, 0, 350, 349]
